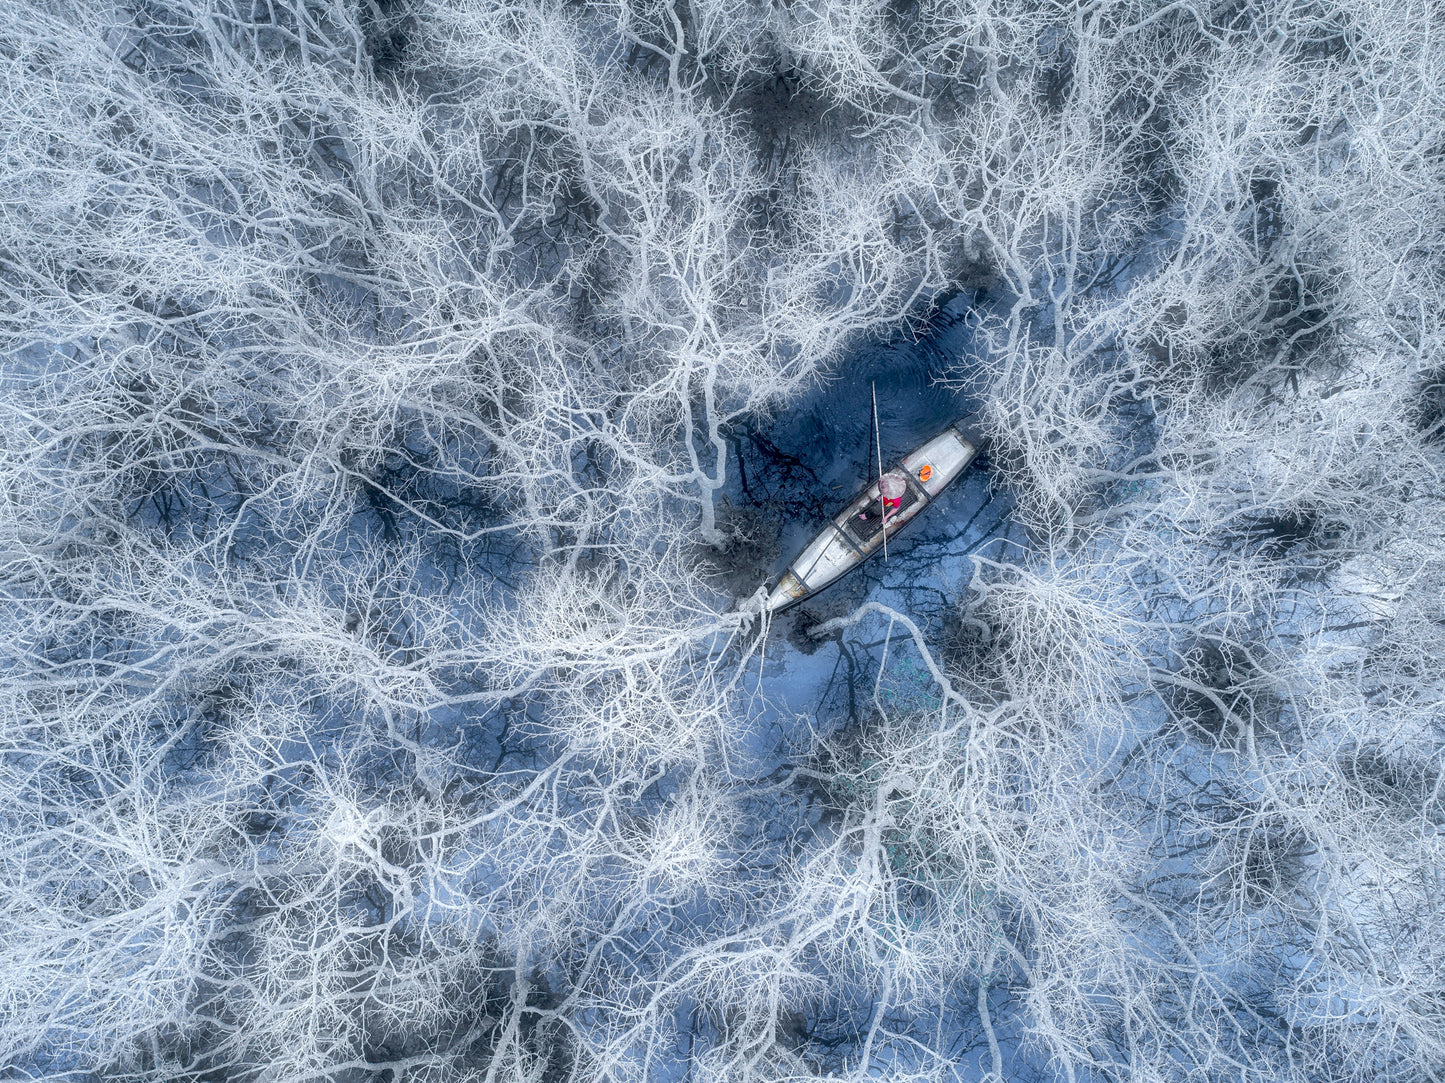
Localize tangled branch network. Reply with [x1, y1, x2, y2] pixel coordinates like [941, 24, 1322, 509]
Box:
[1, 1, 1442, 1081]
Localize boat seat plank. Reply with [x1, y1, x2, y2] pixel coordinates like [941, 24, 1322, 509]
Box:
[848, 484, 923, 545]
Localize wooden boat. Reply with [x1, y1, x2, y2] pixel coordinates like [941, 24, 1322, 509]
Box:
[763, 417, 984, 614]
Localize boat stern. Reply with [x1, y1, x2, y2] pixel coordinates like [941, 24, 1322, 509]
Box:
[764, 570, 808, 613]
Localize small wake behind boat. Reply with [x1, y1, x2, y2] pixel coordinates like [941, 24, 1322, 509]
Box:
[763, 416, 985, 614]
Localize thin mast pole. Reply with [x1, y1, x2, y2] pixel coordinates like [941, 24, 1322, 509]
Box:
[872, 381, 888, 562]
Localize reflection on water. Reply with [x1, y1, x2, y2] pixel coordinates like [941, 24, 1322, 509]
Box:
[726, 292, 1015, 737]
[767, 295, 981, 495]
[728, 292, 998, 585]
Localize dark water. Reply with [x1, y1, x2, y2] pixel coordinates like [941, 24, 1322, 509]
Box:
[766, 297, 978, 487]
[724, 292, 1014, 734]
[726, 293, 999, 586]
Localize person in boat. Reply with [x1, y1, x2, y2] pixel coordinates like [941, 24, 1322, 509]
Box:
[857, 471, 908, 524]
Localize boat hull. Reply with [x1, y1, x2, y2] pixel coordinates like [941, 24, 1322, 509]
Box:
[763, 418, 983, 614]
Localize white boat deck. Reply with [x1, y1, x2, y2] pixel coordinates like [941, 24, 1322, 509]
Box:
[764, 421, 980, 613]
